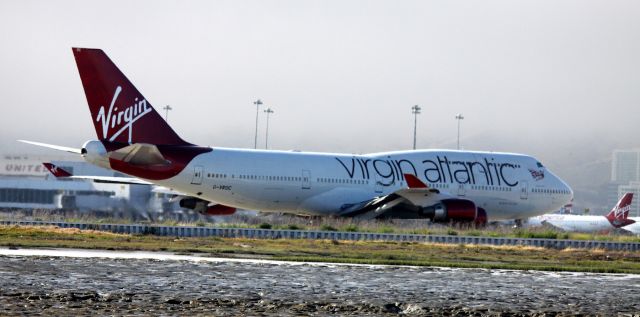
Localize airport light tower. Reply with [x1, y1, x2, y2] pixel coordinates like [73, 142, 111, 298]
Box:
[455, 113, 464, 150]
[264, 107, 274, 149]
[253, 99, 263, 149]
[163, 105, 172, 122]
[411, 105, 421, 150]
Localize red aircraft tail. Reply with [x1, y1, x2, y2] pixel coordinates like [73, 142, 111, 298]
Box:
[72, 48, 189, 146]
[42, 163, 72, 178]
[605, 193, 635, 228]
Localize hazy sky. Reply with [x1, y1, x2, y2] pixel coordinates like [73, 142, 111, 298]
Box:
[1, 0, 640, 208]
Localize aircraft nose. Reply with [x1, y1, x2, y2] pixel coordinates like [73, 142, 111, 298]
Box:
[560, 179, 573, 202]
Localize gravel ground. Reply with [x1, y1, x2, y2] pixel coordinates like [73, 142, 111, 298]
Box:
[0, 251, 639, 316]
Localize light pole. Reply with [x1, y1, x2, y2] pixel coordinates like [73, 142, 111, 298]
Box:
[253, 99, 263, 149]
[455, 113, 464, 150]
[411, 105, 421, 150]
[163, 105, 172, 122]
[264, 108, 274, 149]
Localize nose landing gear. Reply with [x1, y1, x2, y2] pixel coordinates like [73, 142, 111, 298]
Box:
[513, 219, 523, 228]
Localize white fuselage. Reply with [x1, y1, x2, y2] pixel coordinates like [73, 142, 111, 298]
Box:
[535, 214, 615, 232]
[138, 148, 572, 221]
[623, 218, 640, 234]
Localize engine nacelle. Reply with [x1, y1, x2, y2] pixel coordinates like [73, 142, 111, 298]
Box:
[179, 197, 236, 216]
[425, 199, 487, 225]
[179, 197, 207, 213]
[203, 205, 236, 216]
[475, 207, 488, 226]
[81, 140, 109, 169]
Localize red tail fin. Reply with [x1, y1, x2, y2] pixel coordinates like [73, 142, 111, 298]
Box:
[606, 193, 635, 228]
[42, 163, 72, 178]
[72, 48, 189, 145]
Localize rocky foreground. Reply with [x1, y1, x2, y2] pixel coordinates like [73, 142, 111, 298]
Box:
[0, 253, 639, 316]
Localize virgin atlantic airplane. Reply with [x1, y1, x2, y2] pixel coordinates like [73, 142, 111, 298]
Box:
[531, 193, 634, 232]
[22, 48, 573, 224]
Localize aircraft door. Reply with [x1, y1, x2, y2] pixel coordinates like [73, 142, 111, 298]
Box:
[302, 170, 311, 189]
[191, 165, 203, 185]
[374, 174, 383, 194]
[520, 181, 528, 200]
[457, 183, 466, 196]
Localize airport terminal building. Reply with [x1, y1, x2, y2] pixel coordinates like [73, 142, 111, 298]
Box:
[611, 150, 640, 217]
[0, 154, 179, 219]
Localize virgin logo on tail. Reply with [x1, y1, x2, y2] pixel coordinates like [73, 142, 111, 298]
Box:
[95, 86, 152, 143]
[528, 169, 544, 181]
[42, 163, 72, 178]
[613, 204, 631, 220]
[607, 193, 634, 228]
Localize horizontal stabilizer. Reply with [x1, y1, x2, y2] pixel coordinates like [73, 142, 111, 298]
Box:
[19, 140, 81, 154]
[43, 162, 153, 185]
[72, 175, 153, 185]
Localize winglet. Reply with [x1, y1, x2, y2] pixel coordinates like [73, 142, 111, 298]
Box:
[404, 174, 428, 189]
[43, 163, 73, 178]
[606, 193, 635, 228]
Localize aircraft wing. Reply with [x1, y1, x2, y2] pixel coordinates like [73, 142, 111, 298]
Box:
[540, 219, 572, 231]
[340, 174, 451, 219]
[151, 186, 187, 197]
[537, 213, 588, 231]
[394, 174, 450, 205]
[340, 174, 488, 223]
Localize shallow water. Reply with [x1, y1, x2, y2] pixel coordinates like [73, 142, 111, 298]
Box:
[0, 248, 638, 316]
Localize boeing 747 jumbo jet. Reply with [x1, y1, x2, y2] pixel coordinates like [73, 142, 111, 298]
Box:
[21, 48, 573, 224]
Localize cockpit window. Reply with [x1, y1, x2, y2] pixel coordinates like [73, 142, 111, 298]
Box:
[536, 162, 544, 168]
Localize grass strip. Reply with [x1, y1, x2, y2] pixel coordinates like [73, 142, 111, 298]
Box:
[6, 212, 640, 243]
[1, 225, 639, 274]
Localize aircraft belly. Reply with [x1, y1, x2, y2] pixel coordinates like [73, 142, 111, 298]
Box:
[298, 187, 374, 216]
